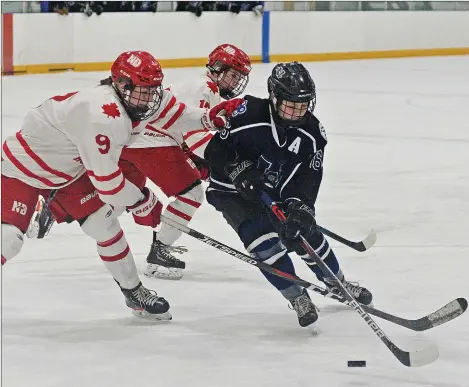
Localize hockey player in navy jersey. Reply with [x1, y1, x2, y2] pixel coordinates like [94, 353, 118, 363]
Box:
[204, 62, 373, 327]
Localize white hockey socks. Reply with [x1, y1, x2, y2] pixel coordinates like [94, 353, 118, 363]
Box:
[156, 184, 204, 246]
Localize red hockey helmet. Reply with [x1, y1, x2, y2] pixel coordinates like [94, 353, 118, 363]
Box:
[207, 44, 251, 99]
[111, 51, 164, 120]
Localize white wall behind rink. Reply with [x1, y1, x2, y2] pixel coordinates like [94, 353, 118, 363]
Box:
[12, 11, 469, 67]
[72, 12, 262, 63]
[270, 12, 469, 54]
[13, 12, 263, 66]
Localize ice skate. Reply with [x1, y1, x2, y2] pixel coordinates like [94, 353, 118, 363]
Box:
[145, 239, 187, 280]
[290, 289, 319, 327]
[324, 276, 373, 306]
[120, 282, 172, 320]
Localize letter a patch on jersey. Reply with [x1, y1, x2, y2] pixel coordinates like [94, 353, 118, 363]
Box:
[288, 137, 301, 154]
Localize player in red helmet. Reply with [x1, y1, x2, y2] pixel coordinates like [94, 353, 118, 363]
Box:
[26, 46, 248, 282]
[3, 50, 234, 320]
[123, 44, 252, 280]
[110, 51, 164, 120]
[206, 44, 251, 99]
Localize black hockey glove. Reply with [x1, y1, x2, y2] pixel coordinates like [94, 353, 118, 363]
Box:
[226, 160, 263, 202]
[278, 200, 317, 255]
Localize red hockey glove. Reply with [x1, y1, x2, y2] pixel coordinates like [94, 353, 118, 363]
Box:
[190, 152, 210, 181]
[202, 98, 244, 130]
[127, 187, 163, 228]
[182, 142, 210, 181]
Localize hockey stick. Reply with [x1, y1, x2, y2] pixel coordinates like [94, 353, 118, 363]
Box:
[26, 189, 57, 239]
[160, 215, 467, 332]
[364, 298, 467, 331]
[318, 225, 377, 252]
[261, 192, 439, 367]
[37, 189, 57, 239]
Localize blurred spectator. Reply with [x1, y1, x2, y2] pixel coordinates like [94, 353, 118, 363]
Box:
[135, 2, 158, 12]
[48, 1, 157, 15]
[49, 1, 70, 14]
[246, 1, 264, 15]
[88, 2, 105, 15]
[215, 2, 264, 14]
[49, 2, 99, 15]
[176, 1, 203, 16]
[202, 1, 217, 11]
[50, 0, 263, 15]
[176, 1, 264, 16]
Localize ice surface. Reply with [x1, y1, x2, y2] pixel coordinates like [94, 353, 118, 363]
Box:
[1, 56, 468, 387]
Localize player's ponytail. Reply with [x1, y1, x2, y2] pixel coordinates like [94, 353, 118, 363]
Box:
[99, 76, 113, 86]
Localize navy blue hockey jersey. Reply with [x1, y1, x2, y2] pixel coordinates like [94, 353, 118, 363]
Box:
[204, 95, 328, 205]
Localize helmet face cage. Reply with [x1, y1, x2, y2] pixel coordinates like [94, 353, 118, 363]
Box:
[211, 62, 249, 99]
[267, 62, 316, 127]
[275, 98, 315, 123]
[111, 51, 164, 121]
[118, 79, 163, 121]
[207, 44, 251, 99]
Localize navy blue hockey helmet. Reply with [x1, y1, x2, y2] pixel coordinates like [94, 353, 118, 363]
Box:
[267, 62, 316, 127]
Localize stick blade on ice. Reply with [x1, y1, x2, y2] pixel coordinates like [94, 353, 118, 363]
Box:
[408, 344, 439, 367]
[362, 228, 377, 250]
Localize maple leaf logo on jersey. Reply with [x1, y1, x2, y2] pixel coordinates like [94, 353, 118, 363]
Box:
[207, 81, 219, 94]
[102, 103, 121, 119]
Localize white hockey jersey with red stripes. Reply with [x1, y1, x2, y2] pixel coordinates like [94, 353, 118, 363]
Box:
[130, 74, 221, 158]
[1, 85, 207, 208]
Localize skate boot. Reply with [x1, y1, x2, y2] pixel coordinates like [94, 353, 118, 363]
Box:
[324, 276, 373, 306]
[290, 289, 319, 327]
[145, 239, 187, 280]
[120, 282, 172, 320]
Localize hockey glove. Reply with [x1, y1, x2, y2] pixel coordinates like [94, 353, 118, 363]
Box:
[202, 98, 244, 130]
[190, 153, 210, 181]
[227, 160, 264, 202]
[127, 187, 163, 228]
[182, 142, 210, 181]
[278, 200, 317, 255]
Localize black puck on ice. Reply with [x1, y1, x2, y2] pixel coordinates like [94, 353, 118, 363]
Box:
[347, 360, 366, 367]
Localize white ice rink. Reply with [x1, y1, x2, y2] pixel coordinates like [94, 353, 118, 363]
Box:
[1, 56, 468, 387]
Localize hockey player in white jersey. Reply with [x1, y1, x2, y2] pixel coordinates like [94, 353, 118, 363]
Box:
[1, 50, 233, 319]
[120, 44, 251, 280]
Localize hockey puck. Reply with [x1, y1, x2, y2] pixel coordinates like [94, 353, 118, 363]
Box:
[347, 360, 366, 367]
